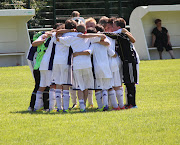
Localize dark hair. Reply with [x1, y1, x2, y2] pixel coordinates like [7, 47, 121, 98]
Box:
[155, 19, 161, 24]
[76, 24, 86, 33]
[114, 18, 126, 28]
[95, 24, 105, 32]
[107, 17, 116, 25]
[53, 23, 63, 29]
[98, 16, 109, 28]
[65, 20, 77, 29]
[87, 27, 97, 33]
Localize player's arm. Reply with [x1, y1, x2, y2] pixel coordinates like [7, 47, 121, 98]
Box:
[73, 50, 91, 57]
[151, 34, 156, 47]
[32, 34, 48, 47]
[103, 32, 119, 40]
[77, 33, 106, 40]
[121, 28, 136, 43]
[56, 29, 76, 37]
[96, 40, 110, 46]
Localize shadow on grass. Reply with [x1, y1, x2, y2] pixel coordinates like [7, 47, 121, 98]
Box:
[10, 108, 114, 115]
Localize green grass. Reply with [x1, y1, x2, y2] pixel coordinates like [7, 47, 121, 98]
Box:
[0, 59, 180, 145]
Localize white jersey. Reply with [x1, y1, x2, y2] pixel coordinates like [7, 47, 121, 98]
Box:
[39, 32, 56, 71]
[107, 36, 121, 72]
[54, 32, 78, 65]
[90, 38, 114, 79]
[59, 32, 101, 70]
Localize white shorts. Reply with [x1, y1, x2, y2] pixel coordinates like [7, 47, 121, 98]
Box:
[73, 68, 94, 91]
[95, 78, 113, 90]
[40, 70, 53, 87]
[111, 70, 122, 87]
[53, 64, 71, 85]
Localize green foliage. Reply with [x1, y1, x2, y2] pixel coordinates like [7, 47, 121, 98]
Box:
[0, 59, 180, 144]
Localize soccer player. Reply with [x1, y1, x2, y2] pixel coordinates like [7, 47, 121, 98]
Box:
[53, 20, 77, 112]
[27, 31, 52, 111]
[87, 25, 119, 111]
[105, 18, 140, 109]
[58, 24, 106, 112]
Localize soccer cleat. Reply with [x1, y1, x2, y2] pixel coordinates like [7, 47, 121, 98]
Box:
[71, 104, 79, 109]
[33, 107, 44, 112]
[112, 106, 120, 111]
[96, 107, 104, 112]
[28, 107, 33, 111]
[87, 104, 93, 109]
[103, 105, 109, 111]
[57, 108, 63, 113]
[50, 109, 57, 113]
[120, 106, 126, 110]
[63, 109, 69, 113]
[131, 105, 138, 109]
[80, 109, 86, 112]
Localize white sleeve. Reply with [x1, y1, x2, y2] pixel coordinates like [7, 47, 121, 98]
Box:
[90, 37, 101, 43]
[59, 36, 72, 46]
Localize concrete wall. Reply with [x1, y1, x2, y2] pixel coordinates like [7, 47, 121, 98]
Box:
[130, 5, 180, 60]
[0, 9, 35, 67]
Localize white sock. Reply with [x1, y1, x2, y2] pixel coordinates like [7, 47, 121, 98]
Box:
[34, 91, 43, 110]
[55, 89, 62, 110]
[116, 87, 124, 108]
[49, 88, 56, 110]
[108, 90, 118, 108]
[79, 99, 86, 110]
[88, 90, 93, 105]
[70, 88, 77, 104]
[95, 91, 103, 109]
[63, 90, 70, 110]
[102, 90, 108, 107]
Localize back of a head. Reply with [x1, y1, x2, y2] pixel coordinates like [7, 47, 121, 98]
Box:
[71, 11, 80, 17]
[108, 17, 116, 25]
[85, 17, 97, 25]
[76, 24, 86, 33]
[65, 19, 77, 29]
[53, 23, 65, 30]
[87, 27, 97, 33]
[95, 24, 105, 32]
[114, 18, 126, 28]
[98, 16, 109, 28]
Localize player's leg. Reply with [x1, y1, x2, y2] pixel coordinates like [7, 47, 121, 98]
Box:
[83, 68, 94, 109]
[62, 85, 70, 112]
[87, 90, 93, 108]
[43, 86, 49, 110]
[78, 90, 86, 112]
[49, 84, 56, 112]
[34, 86, 46, 111]
[29, 69, 40, 111]
[70, 87, 78, 108]
[114, 86, 125, 109]
[108, 88, 119, 110]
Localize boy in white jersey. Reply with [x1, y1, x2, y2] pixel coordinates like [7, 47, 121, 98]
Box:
[34, 24, 76, 112]
[105, 18, 125, 109]
[53, 20, 78, 113]
[58, 24, 106, 112]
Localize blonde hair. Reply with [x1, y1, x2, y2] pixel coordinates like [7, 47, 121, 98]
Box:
[71, 11, 80, 17]
[85, 17, 97, 25]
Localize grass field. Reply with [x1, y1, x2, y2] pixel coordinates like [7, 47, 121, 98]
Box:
[0, 59, 180, 145]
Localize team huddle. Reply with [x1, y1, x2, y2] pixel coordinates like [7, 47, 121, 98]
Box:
[27, 11, 140, 113]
